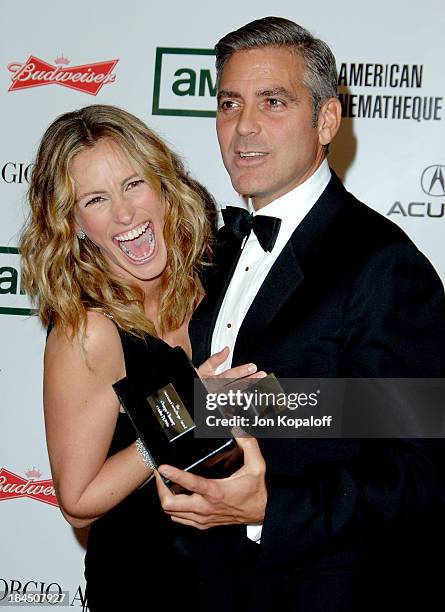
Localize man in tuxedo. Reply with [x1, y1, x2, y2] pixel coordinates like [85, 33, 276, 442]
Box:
[156, 17, 445, 611]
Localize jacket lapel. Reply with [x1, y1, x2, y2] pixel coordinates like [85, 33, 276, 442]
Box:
[232, 239, 304, 364]
[233, 172, 348, 363]
[189, 229, 244, 364]
[190, 171, 348, 365]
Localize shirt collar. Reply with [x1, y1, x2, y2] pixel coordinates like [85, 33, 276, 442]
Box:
[244, 160, 331, 250]
[248, 159, 331, 222]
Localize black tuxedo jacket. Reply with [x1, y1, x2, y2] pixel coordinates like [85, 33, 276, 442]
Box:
[190, 172, 445, 612]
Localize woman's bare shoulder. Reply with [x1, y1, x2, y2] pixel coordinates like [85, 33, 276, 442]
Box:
[45, 311, 124, 378]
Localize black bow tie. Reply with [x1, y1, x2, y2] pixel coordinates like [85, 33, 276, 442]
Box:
[221, 206, 282, 252]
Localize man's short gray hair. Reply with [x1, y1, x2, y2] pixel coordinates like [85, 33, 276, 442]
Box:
[215, 16, 338, 125]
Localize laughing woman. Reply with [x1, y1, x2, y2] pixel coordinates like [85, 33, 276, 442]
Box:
[19, 105, 255, 611]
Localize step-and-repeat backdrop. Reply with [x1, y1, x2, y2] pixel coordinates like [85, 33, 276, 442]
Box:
[1, 0, 444, 608]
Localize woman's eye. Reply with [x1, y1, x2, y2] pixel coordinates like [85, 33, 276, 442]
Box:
[85, 196, 104, 207]
[127, 179, 144, 190]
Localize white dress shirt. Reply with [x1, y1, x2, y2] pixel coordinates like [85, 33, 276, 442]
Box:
[211, 160, 331, 542]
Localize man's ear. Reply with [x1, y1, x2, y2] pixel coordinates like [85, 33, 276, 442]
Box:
[317, 97, 342, 146]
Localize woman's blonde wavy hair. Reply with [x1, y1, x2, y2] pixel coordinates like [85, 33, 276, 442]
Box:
[20, 104, 216, 341]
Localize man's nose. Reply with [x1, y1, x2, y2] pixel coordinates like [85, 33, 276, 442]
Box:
[236, 104, 261, 137]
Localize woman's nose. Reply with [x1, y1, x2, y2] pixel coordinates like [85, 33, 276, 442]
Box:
[113, 195, 135, 225]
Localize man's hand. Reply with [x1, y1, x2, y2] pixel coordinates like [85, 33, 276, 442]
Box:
[155, 436, 267, 530]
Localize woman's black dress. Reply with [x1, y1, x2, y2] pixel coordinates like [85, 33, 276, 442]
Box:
[84, 329, 255, 612]
[84, 331, 200, 611]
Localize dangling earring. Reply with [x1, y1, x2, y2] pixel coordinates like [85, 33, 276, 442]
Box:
[77, 230, 86, 240]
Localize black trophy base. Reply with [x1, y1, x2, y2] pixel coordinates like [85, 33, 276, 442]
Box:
[113, 345, 238, 490]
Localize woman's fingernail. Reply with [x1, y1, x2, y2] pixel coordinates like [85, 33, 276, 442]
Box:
[247, 364, 257, 372]
[159, 467, 171, 478]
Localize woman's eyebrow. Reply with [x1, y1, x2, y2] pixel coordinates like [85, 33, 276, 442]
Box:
[76, 174, 139, 200]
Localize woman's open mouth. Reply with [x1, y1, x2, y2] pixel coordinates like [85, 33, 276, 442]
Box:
[113, 221, 156, 264]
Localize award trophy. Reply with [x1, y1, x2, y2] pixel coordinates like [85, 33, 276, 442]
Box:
[113, 345, 237, 490]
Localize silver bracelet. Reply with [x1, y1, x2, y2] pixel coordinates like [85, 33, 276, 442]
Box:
[135, 438, 156, 470]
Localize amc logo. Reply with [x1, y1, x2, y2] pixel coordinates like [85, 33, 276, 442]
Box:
[0, 247, 34, 316]
[152, 48, 217, 117]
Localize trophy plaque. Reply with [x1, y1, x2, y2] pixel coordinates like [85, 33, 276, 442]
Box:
[113, 345, 236, 489]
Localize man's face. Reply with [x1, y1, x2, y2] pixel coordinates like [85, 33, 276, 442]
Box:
[216, 47, 329, 209]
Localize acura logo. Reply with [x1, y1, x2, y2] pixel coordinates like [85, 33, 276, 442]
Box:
[421, 165, 445, 197]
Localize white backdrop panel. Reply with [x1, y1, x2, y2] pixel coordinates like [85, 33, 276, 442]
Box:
[1, 0, 443, 608]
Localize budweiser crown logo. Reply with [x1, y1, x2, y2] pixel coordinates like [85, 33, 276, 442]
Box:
[25, 466, 42, 480]
[54, 53, 70, 66]
[7, 54, 118, 96]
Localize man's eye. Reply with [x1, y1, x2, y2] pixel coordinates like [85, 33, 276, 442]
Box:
[219, 100, 238, 111]
[266, 98, 284, 108]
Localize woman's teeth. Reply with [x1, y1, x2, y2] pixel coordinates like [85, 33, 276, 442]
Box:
[115, 221, 150, 242]
[115, 222, 155, 262]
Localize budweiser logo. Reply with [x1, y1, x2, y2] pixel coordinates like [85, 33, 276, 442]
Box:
[7, 55, 118, 95]
[0, 467, 58, 507]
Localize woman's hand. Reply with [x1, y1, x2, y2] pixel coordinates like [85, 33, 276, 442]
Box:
[197, 346, 266, 381]
[196, 347, 267, 417]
